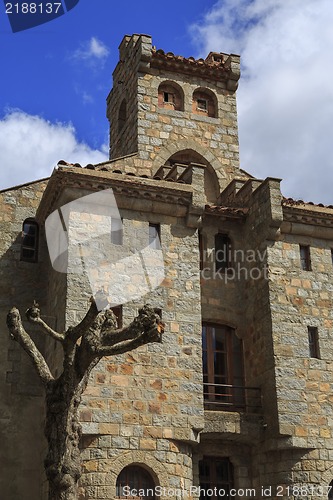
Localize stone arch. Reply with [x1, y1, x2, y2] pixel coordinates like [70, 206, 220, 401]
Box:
[158, 80, 184, 111]
[152, 141, 225, 203]
[105, 451, 170, 499]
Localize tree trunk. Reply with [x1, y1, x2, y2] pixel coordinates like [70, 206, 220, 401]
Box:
[45, 374, 86, 500]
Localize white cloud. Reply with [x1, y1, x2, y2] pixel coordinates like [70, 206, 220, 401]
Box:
[72, 37, 109, 64]
[0, 110, 108, 190]
[190, 0, 333, 204]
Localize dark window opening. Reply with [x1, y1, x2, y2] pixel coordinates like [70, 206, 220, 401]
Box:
[21, 218, 39, 262]
[331, 249, 333, 266]
[308, 326, 320, 359]
[116, 465, 155, 499]
[111, 217, 123, 245]
[199, 231, 204, 271]
[149, 223, 161, 249]
[111, 306, 123, 328]
[118, 99, 127, 134]
[215, 233, 231, 272]
[197, 98, 208, 111]
[300, 245, 311, 271]
[163, 91, 174, 104]
[199, 457, 234, 499]
[202, 323, 245, 411]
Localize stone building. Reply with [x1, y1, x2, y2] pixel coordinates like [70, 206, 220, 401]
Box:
[1, 33, 333, 499]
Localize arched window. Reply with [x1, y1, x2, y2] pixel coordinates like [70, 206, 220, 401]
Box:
[116, 465, 156, 499]
[118, 99, 127, 133]
[192, 88, 217, 118]
[202, 323, 244, 411]
[158, 81, 183, 111]
[21, 218, 39, 262]
[199, 457, 234, 499]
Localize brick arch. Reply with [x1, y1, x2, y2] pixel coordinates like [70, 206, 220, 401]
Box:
[105, 451, 170, 499]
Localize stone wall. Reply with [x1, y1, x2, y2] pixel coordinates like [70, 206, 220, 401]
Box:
[0, 180, 48, 499]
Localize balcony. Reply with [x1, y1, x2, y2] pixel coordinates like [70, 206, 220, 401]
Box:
[203, 382, 262, 414]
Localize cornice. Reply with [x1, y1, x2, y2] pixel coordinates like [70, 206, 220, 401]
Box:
[36, 167, 193, 223]
[282, 205, 333, 228]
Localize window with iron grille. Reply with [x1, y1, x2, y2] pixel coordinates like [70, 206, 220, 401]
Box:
[199, 457, 234, 499]
[21, 218, 39, 262]
[202, 323, 244, 411]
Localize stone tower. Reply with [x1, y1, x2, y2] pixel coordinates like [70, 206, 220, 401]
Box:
[106, 34, 241, 196]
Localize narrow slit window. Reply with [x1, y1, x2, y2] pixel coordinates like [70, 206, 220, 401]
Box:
[308, 327, 320, 358]
[215, 233, 231, 272]
[331, 249, 333, 266]
[149, 223, 161, 249]
[300, 245, 311, 271]
[199, 231, 204, 271]
[111, 217, 123, 245]
[21, 218, 39, 262]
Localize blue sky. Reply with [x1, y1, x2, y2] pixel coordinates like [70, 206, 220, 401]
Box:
[1, 0, 333, 203]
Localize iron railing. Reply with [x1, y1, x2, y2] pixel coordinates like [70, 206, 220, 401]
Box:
[203, 382, 262, 413]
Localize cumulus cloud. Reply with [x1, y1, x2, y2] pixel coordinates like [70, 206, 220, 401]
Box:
[0, 110, 108, 190]
[190, 0, 333, 203]
[72, 36, 109, 65]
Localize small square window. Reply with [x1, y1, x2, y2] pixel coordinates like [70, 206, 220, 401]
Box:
[163, 92, 174, 104]
[149, 223, 161, 249]
[300, 245, 311, 271]
[308, 327, 320, 358]
[197, 98, 208, 111]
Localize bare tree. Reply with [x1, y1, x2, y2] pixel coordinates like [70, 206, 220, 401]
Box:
[6, 299, 163, 500]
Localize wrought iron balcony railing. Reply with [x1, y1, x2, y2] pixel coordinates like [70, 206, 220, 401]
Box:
[203, 382, 262, 413]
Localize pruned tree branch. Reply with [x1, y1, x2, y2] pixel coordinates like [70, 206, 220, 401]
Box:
[101, 305, 163, 346]
[26, 302, 65, 343]
[6, 307, 54, 385]
[66, 298, 99, 343]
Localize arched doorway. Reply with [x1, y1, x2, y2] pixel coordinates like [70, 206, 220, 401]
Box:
[116, 465, 156, 499]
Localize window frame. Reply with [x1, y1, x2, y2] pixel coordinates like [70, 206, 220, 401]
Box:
[202, 323, 245, 411]
[20, 218, 39, 263]
[308, 326, 320, 359]
[148, 223, 161, 249]
[300, 244, 311, 271]
[199, 456, 234, 499]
